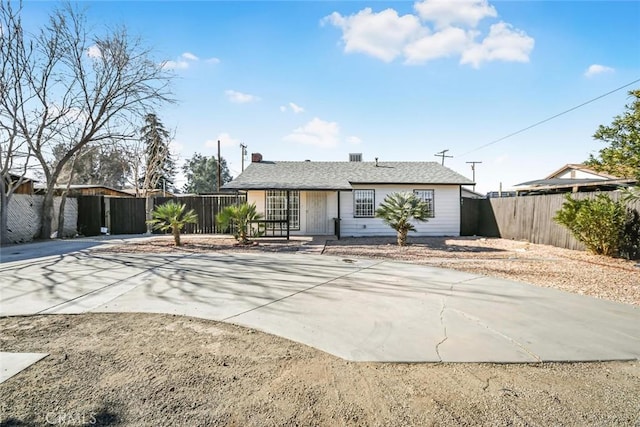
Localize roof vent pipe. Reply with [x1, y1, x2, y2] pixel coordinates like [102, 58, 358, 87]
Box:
[375, 157, 378, 167]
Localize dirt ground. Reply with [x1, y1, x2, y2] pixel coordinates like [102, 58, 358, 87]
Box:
[1, 313, 639, 426]
[2, 236, 640, 426]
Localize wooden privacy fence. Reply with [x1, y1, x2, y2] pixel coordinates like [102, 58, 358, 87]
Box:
[109, 198, 147, 234]
[153, 194, 246, 234]
[464, 191, 640, 251]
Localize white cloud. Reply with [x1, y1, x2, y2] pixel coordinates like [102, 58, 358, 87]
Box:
[324, 2, 534, 67]
[584, 64, 614, 78]
[161, 51, 204, 70]
[281, 102, 305, 113]
[225, 90, 260, 104]
[414, 0, 497, 29]
[181, 52, 199, 61]
[404, 27, 471, 64]
[206, 57, 221, 64]
[206, 132, 241, 148]
[284, 117, 340, 148]
[322, 8, 423, 62]
[460, 22, 534, 68]
[289, 102, 305, 114]
[347, 136, 362, 144]
[86, 45, 102, 59]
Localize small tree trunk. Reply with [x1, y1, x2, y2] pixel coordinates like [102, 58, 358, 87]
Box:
[397, 230, 408, 246]
[40, 188, 55, 239]
[57, 192, 67, 238]
[173, 227, 181, 246]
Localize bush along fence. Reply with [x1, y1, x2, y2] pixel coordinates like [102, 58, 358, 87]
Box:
[462, 190, 640, 259]
[555, 193, 639, 260]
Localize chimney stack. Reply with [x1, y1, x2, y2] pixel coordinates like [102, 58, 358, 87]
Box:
[251, 153, 263, 163]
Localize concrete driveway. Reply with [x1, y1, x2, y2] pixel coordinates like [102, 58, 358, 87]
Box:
[1, 247, 639, 363]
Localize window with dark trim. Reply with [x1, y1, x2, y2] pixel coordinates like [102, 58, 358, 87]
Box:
[354, 189, 375, 217]
[266, 190, 300, 230]
[413, 189, 435, 218]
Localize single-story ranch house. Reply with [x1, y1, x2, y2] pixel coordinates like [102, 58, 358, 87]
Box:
[222, 154, 474, 238]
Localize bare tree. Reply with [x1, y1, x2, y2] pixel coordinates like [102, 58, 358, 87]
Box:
[0, 1, 34, 244]
[0, 2, 173, 239]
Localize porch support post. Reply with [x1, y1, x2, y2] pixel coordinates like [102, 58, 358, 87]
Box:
[286, 190, 290, 240]
[336, 190, 341, 240]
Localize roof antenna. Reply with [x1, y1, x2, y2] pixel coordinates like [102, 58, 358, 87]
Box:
[375, 157, 378, 167]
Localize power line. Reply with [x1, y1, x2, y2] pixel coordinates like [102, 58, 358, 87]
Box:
[458, 77, 640, 157]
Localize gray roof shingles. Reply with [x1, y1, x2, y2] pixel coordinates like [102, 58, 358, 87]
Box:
[223, 161, 473, 190]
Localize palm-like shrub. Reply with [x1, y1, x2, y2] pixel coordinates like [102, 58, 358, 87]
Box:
[375, 192, 431, 246]
[216, 202, 264, 244]
[147, 201, 198, 246]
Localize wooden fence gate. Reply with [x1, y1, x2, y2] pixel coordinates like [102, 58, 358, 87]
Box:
[77, 196, 103, 237]
[109, 198, 147, 234]
[153, 194, 246, 234]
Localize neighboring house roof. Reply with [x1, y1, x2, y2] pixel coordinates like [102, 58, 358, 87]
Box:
[8, 173, 37, 183]
[545, 164, 620, 180]
[461, 187, 485, 199]
[514, 164, 636, 195]
[223, 161, 473, 191]
[120, 188, 176, 197]
[35, 184, 134, 198]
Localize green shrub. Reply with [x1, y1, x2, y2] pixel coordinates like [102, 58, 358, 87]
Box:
[216, 202, 264, 244]
[147, 201, 198, 246]
[554, 193, 639, 259]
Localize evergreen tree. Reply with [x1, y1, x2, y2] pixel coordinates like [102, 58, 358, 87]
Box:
[586, 89, 640, 180]
[140, 113, 176, 191]
[182, 152, 232, 194]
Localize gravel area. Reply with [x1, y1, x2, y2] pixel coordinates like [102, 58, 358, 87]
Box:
[324, 236, 640, 306]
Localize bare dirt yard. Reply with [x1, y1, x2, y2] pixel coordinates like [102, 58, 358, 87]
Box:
[1, 236, 639, 426]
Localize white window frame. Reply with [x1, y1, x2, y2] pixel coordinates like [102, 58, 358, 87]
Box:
[413, 189, 435, 218]
[354, 189, 375, 218]
[266, 190, 300, 230]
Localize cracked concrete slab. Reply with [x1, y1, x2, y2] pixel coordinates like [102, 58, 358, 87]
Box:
[1, 249, 639, 363]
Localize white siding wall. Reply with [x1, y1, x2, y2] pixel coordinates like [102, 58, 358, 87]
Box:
[339, 185, 461, 237]
[248, 187, 460, 236]
[247, 191, 265, 212]
[247, 190, 338, 236]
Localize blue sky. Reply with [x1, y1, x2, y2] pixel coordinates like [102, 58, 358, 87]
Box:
[22, 1, 640, 193]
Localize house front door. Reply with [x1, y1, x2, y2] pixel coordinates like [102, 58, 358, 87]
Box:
[306, 192, 327, 234]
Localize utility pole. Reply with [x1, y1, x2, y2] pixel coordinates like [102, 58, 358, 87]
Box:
[217, 140, 221, 193]
[240, 143, 247, 172]
[434, 149, 453, 166]
[466, 161, 482, 190]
